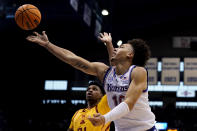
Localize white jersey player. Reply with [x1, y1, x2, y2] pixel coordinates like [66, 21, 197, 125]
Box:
[88, 32, 157, 131]
[103, 65, 156, 131]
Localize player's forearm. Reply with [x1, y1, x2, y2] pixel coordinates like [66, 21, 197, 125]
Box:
[44, 41, 76, 64]
[103, 97, 136, 124]
[104, 102, 130, 124]
[44, 41, 96, 76]
[105, 42, 114, 64]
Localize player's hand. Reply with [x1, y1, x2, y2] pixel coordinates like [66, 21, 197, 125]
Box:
[26, 31, 49, 47]
[98, 32, 112, 44]
[88, 113, 105, 126]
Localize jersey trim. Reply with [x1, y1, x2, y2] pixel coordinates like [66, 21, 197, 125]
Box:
[95, 105, 99, 113]
[143, 68, 148, 92]
[103, 66, 112, 86]
[72, 110, 80, 120]
[105, 124, 110, 131]
[128, 65, 136, 85]
[112, 66, 132, 79]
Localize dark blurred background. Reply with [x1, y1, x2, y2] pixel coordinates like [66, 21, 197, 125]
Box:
[1, 0, 197, 131]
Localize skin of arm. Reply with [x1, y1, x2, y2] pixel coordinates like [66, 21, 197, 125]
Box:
[67, 128, 73, 131]
[98, 32, 114, 65]
[26, 31, 109, 81]
[88, 67, 147, 126]
[124, 67, 147, 110]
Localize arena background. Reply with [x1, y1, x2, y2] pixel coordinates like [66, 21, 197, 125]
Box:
[1, 0, 197, 130]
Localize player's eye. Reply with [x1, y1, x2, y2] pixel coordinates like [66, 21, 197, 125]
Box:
[93, 88, 97, 91]
[119, 45, 124, 48]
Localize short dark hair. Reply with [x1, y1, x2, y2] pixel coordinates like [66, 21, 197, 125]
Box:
[128, 39, 151, 67]
[88, 81, 105, 95]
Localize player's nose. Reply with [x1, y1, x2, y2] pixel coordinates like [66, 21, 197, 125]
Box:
[88, 88, 93, 92]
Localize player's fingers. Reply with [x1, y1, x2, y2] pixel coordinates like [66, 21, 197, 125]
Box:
[104, 32, 107, 36]
[88, 115, 93, 120]
[93, 114, 98, 117]
[33, 32, 39, 36]
[26, 37, 35, 42]
[88, 117, 95, 123]
[98, 36, 106, 42]
[26, 37, 31, 41]
[42, 31, 46, 36]
[109, 33, 111, 36]
[98, 36, 102, 40]
[26, 36, 35, 40]
[88, 118, 97, 126]
[99, 33, 104, 37]
[94, 113, 101, 117]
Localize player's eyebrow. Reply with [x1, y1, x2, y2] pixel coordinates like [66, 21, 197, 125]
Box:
[118, 44, 124, 48]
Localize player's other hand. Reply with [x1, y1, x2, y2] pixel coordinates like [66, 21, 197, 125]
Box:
[98, 32, 112, 44]
[26, 31, 49, 47]
[88, 113, 105, 126]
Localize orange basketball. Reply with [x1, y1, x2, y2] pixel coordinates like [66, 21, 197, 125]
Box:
[15, 4, 41, 30]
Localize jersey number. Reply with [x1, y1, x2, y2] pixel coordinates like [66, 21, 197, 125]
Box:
[78, 127, 86, 131]
[112, 95, 125, 106]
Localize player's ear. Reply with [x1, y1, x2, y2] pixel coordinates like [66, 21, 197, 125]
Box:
[127, 52, 134, 59]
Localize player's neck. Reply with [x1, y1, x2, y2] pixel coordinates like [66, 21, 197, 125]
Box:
[87, 99, 100, 108]
[115, 62, 132, 75]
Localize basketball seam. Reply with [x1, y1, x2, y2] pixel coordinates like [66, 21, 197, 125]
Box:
[15, 8, 37, 18]
[15, 7, 24, 22]
[15, 12, 22, 22]
[26, 9, 41, 20]
[24, 11, 35, 30]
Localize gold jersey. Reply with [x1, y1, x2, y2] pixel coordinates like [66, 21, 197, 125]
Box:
[69, 95, 111, 131]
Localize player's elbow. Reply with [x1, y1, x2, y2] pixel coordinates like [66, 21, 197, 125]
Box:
[124, 99, 136, 111]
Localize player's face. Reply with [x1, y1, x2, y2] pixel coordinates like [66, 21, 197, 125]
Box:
[111, 43, 134, 62]
[86, 85, 103, 101]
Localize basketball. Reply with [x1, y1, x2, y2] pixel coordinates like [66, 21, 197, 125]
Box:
[15, 4, 41, 30]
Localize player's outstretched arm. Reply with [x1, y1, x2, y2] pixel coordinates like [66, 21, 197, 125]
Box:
[26, 31, 109, 80]
[98, 32, 114, 65]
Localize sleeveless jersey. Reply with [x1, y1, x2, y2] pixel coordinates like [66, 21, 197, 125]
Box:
[103, 65, 156, 131]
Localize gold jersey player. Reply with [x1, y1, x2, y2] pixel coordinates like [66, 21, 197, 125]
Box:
[68, 81, 111, 131]
[26, 31, 156, 131]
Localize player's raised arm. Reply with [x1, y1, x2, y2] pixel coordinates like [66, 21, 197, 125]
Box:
[26, 31, 109, 80]
[98, 32, 114, 65]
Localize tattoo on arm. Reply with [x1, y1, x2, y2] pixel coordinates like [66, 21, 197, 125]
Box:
[74, 62, 89, 70]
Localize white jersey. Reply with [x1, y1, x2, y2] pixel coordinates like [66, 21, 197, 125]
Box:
[103, 65, 156, 131]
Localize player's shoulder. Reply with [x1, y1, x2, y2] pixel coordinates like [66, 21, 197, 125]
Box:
[132, 66, 147, 74]
[97, 95, 110, 114]
[73, 108, 85, 115]
[131, 66, 147, 79]
[100, 94, 107, 102]
[92, 62, 109, 69]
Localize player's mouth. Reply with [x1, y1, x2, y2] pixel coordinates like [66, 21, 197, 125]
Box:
[87, 92, 93, 96]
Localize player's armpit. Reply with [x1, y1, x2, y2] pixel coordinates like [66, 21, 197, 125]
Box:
[72, 61, 109, 81]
